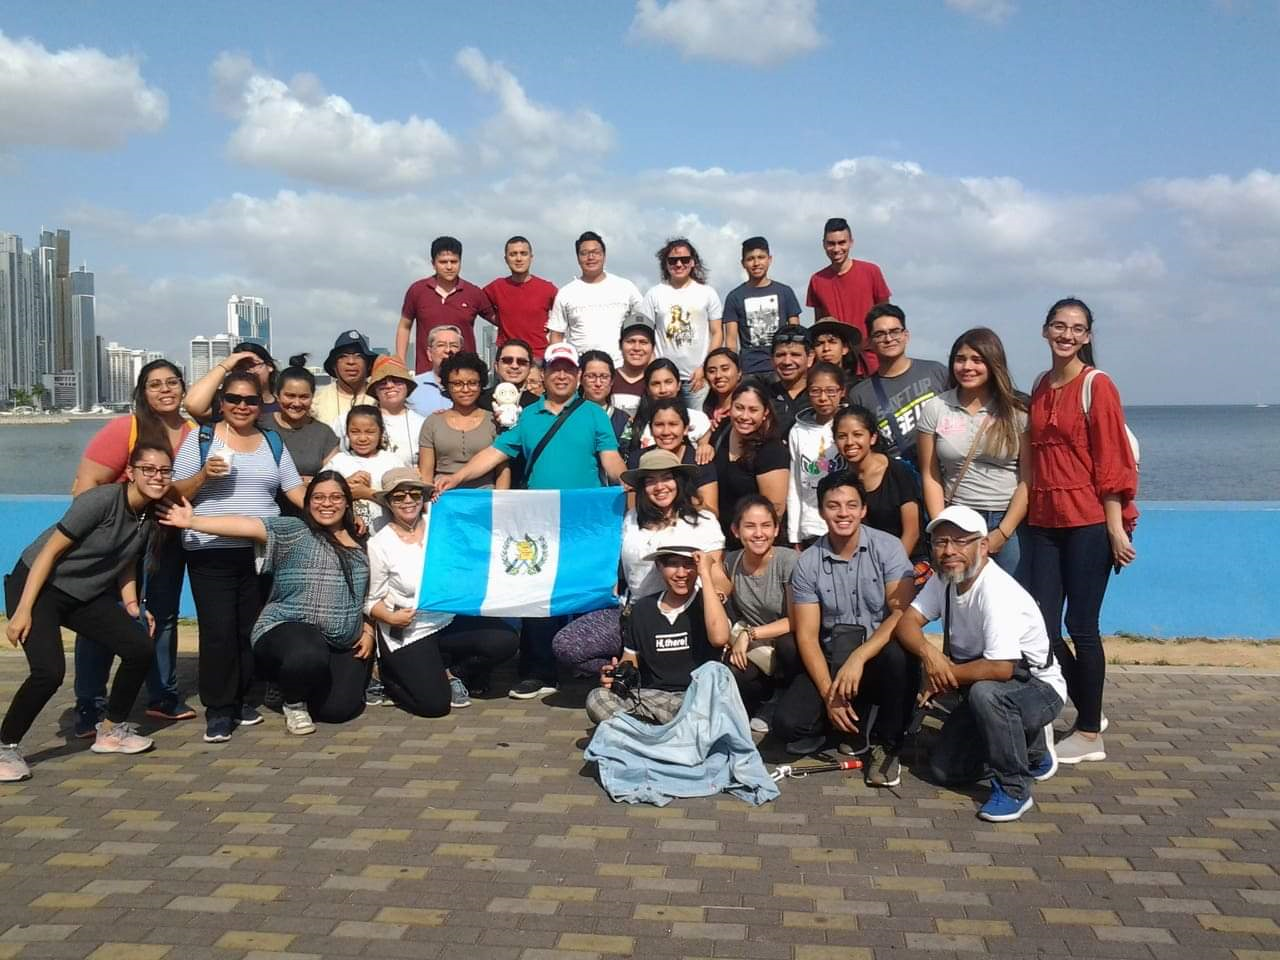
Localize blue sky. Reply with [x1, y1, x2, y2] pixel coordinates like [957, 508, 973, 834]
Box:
[2, 0, 1277, 401]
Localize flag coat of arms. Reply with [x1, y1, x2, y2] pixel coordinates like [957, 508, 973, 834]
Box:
[418, 488, 625, 617]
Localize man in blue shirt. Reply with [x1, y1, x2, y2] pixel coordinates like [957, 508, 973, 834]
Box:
[407, 325, 462, 418]
[436, 342, 625, 697]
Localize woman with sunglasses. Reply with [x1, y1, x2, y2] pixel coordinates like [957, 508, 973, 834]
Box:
[1027, 298, 1138, 765]
[419, 352, 510, 490]
[643, 238, 724, 408]
[367, 469, 518, 713]
[183, 344, 280, 424]
[1, 444, 176, 782]
[366, 356, 426, 470]
[171, 370, 307, 744]
[553, 448, 723, 679]
[70, 360, 199, 732]
[712, 382, 789, 548]
[160, 471, 374, 736]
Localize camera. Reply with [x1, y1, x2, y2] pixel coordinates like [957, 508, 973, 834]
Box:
[606, 661, 641, 701]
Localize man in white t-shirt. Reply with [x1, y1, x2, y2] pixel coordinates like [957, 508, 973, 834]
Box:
[896, 505, 1066, 823]
[641, 238, 723, 407]
[547, 231, 644, 365]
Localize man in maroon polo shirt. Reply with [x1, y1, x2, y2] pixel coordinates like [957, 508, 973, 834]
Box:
[483, 236, 558, 361]
[396, 236, 496, 374]
[805, 217, 891, 373]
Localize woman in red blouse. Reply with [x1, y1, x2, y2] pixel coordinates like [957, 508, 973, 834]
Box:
[1028, 298, 1138, 766]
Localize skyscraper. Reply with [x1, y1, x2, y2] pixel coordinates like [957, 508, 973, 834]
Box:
[227, 295, 271, 353]
[70, 265, 97, 410]
[189, 333, 233, 382]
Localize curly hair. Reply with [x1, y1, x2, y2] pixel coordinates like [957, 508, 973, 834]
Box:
[656, 237, 707, 284]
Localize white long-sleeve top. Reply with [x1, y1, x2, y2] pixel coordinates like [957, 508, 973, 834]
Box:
[365, 520, 454, 652]
[786, 412, 844, 543]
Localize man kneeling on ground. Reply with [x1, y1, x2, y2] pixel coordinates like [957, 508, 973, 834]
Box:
[896, 506, 1065, 822]
[586, 546, 731, 725]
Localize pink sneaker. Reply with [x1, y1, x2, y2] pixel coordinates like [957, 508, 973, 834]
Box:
[90, 722, 154, 755]
[0, 744, 31, 782]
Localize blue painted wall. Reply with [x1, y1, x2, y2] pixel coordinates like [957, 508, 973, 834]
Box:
[1, 496, 1276, 638]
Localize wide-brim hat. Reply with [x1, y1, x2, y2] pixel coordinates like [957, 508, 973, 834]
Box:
[324, 329, 376, 377]
[367, 355, 418, 396]
[620, 447, 699, 489]
[810, 318, 862, 350]
[373, 467, 433, 507]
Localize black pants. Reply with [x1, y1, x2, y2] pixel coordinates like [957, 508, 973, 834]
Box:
[518, 616, 565, 685]
[253, 622, 371, 724]
[773, 638, 918, 748]
[2, 563, 153, 744]
[186, 547, 263, 720]
[378, 616, 518, 718]
[728, 634, 800, 716]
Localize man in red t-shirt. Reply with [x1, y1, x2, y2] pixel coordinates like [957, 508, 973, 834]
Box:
[805, 217, 891, 373]
[482, 236, 558, 361]
[396, 236, 496, 373]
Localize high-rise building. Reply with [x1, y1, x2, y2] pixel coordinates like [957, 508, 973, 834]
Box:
[70, 265, 97, 410]
[227, 295, 271, 353]
[189, 333, 233, 382]
[104, 341, 149, 406]
[2, 227, 73, 403]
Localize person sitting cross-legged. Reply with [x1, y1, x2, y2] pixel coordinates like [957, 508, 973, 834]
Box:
[896, 506, 1065, 822]
[586, 546, 731, 725]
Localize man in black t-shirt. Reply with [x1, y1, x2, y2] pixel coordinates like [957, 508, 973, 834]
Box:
[765, 326, 814, 435]
[585, 546, 731, 725]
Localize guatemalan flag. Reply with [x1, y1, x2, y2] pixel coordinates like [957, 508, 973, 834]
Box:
[418, 488, 626, 617]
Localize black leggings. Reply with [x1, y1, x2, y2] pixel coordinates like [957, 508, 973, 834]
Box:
[378, 616, 518, 718]
[186, 547, 264, 719]
[728, 634, 800, 716]
[253, 622, 371, 724]
[2, 563, 153, 744]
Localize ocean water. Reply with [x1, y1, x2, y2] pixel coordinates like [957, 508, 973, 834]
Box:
[0, 405, 1276, 499]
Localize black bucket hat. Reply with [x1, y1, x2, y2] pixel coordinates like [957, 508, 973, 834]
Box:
[324, 330, 376, 377]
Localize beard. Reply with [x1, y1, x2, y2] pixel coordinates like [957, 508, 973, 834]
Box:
[939, 559, 983, 585]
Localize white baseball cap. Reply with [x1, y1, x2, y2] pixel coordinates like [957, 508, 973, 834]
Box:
[543, 342, 580, 367]
[925, 505, 988, 538]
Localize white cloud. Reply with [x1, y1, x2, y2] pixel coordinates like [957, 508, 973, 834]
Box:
[455, 48, 614, 167]
[211, 53, 458, 190]
[0, 30, 167, 149]
[630, 0, 822, 66]
[945, 0, 1017, 24]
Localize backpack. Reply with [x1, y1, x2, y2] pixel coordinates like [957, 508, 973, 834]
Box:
[1034, 369, 1140, 467]
[197, 422, 284, 466]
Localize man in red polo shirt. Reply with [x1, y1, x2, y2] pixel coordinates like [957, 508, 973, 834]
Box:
[483, 236, 558, 361]
[805, 217, 891, 373]
[396, 236, 496, 373]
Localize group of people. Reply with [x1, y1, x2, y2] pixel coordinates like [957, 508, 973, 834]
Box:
[0, 218, 1139, 823]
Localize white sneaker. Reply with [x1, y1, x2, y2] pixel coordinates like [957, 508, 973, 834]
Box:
[90, 721, 154, 755]
[1056, 731, 1106, 764]
[282, 702, 315, 736]
[0, 744, 31, 782]
[1030, 722, 1059, 781]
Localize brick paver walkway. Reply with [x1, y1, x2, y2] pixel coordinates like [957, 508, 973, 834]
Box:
[0, 653, 1277, 960]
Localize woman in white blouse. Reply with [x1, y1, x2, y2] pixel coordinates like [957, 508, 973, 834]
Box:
[365, 469, 517, 715]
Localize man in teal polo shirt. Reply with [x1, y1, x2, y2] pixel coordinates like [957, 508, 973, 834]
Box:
[435, 342, 625, 696]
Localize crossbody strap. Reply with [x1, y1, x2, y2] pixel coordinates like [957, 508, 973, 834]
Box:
[869, 375, 908, 455]
[525, 397, 586, 478]
[944, 415, 993, 503]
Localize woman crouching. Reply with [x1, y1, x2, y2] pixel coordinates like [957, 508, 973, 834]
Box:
[160, 471, 373, 735]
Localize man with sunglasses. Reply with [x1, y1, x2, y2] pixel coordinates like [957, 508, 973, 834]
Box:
[483, 236, 558, 361]
[896, 506, 1064, 822]
[765, 326, 815, 435]
[478, 339, 541, 415]
[643, 238, 723, 407]
[848, 304, 947, 468]
[805, 217, 891, 374]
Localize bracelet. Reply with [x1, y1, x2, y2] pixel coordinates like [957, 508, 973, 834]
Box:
[996, 526, 1013, 539]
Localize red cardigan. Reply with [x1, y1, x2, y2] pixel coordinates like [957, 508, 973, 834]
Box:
[1028, 368, 1138, 531]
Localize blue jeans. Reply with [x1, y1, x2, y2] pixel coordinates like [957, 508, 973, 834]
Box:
[928, 678, 1063, 801]
[518, 616, 566, 686]
[1028, 523, 1113, 733]
[975, 509, 1030, 588]
[679, 379, 709, 411]
[75, 537, 185, 712]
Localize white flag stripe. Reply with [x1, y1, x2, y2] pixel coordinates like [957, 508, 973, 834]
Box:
[479, 489, 560, 617]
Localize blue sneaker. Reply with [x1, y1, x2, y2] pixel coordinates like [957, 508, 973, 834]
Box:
[73, 702, 102, 739]
[978, 782, 1034, 822]
[235, 705, 263, 726]
[203, 716, 234, 744]
[449, 677, 472, 709]
[1029, 723, 1058, 782]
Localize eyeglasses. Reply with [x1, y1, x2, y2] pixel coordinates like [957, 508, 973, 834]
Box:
[499, 356, 531, 367]
[1046, 321, 1089, 338]
[223, 393, 262, 407]
[582, 372, 612, 382]
[447, 379, 481, 390]
[144, 378, 182, 391]
[665, 255, 693, 266]
[931, 534, 983, 550]
[808, 387, 843, 397]
[132, 464, 173, 478]
[869, 328, 905, 342]
[311, 494, 347, 505]
[388, 490, 424, 503]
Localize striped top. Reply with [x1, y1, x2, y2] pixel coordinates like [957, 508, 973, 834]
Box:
[172, 430, 304, 550]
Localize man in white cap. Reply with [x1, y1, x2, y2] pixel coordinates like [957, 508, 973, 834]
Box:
[896, 505, 1065, 823]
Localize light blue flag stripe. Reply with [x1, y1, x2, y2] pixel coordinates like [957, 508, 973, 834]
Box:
[419, 488, 494, 616]
[549, 488, 626, 616]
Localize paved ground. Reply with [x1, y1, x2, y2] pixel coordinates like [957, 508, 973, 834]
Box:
[0, 651, 1278, 960]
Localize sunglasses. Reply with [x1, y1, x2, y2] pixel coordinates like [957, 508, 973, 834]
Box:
[499, 356, 531, 367]
[223, 393, 262, 407]
[772, 331, 810, 345]
[388, 490, 424, 503]
[665, 255, 693, 266]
